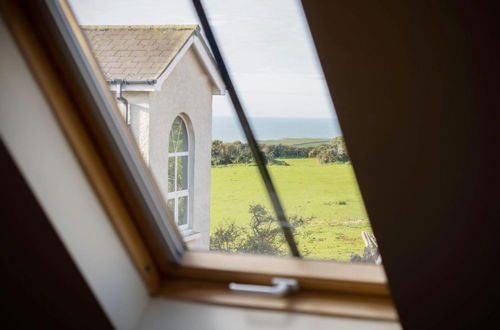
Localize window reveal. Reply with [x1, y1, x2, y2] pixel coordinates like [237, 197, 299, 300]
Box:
[167, 116, 190, 229]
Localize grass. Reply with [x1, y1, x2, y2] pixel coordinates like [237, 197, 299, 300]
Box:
[210, 158, 372, 261]
[258, 137, 332, 147]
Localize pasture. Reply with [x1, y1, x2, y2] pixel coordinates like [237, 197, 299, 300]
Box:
[259, 137, 332, 147]
[210, 158, 373, 261]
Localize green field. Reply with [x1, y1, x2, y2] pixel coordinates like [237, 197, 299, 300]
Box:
[210, 158, 372, 261]
[259, 137, 332, 147]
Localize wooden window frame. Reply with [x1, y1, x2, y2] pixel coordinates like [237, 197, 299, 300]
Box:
[0, 0, 397, 322]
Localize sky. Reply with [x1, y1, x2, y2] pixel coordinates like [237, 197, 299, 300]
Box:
[69, 0, 337, 119]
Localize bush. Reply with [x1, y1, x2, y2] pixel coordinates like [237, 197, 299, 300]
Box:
[210, 204, 312, 255]
[211, 140, 294, 166]
[211, 137, 349, 166]
[209, 222, 246, 253]
[211, 140, 253, 165]
[261, 144, 314, 159]
[309, 137, 349, 164]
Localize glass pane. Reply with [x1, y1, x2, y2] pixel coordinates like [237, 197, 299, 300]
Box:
[178, 196, 188, 226]
[167, 198, 175, 217]
[211, 158, 277, 255]
[176, 156, 188, 191]
[201, 1, 377, 263]
[269, 153, 370, 261]
[71, 0, 378, 263]
[169, 116, 188, 153]
[168, 157, 175, 193]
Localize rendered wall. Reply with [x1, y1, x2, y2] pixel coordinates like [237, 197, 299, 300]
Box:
[125, 48, 213, 249]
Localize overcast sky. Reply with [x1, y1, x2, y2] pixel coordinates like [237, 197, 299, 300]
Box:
[69, 0, 336, 119]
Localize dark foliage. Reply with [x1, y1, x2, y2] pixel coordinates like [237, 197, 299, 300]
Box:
[210, 204, 312, 255]
[211, 137, 349, 166]
[309, 136, 349, 164]
[211, 140, 253, 165]
[261, 144, 314, 159]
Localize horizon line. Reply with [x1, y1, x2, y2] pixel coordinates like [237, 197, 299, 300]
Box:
[212, 136, 343, 141]
[212, 115, 336, 119]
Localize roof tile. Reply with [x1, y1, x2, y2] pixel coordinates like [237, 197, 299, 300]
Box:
[82, 25, 196, 81]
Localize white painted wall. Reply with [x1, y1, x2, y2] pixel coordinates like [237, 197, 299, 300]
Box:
[125, 92, 151, 165]
[136, 299, 401, 330]
[0, 17, 149, 330]
[124, 48, 213, 249]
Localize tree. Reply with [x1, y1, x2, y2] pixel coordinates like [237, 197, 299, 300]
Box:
[210, 204, 312, 256]
[240, 204, 285, 255]
[211, 140, 225, 165]
[309, 137, 350, 164]
[211, 138, 348, 166]
[211, 141, 289, 166]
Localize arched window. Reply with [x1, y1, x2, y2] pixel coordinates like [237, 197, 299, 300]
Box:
[167, 116, 189, 229]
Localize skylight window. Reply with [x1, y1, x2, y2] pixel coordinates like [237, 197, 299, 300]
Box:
[69, 0, 379, 264]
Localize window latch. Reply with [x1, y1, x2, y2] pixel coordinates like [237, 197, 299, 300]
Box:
[229, 277, 299, 296]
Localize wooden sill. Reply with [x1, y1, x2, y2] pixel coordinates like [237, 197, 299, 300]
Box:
[165, 251, 390, 296]
[161, 251, 397, 321]
[157, 278, 398, 321]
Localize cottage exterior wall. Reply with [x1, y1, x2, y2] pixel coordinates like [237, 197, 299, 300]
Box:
[122, 92, 151, 165]
[124, 48, 213, 249]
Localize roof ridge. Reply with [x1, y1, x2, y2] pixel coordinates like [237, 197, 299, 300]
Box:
[81, 25, 198, 31]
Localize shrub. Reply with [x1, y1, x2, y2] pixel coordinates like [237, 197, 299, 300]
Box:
[209, 222, 246, 253]
[210, 203, 312, 255]
[211, 137, 349, 166]
[309, 137, 349, 164]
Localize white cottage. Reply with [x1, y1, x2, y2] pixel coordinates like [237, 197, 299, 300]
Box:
[83, 25, 225, 249]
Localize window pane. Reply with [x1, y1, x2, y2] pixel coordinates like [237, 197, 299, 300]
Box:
[178, 196, 188, 226]
[167, 198, 175, 217]
[176, 156, 188, 191]
[168, 157, 175, 193]
[210, 157, 273, 255]
[169, 117, 188, 153]
[199, 1, 378, 263]
[71, 0, 378, 263]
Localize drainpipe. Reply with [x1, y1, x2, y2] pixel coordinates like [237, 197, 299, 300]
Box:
[116, 80, 130, 126]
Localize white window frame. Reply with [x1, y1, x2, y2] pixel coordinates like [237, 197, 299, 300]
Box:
[167, 117, 190, 232]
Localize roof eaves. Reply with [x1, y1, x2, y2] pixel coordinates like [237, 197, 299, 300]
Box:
[81, 25, 198, 31]
[192, 26, 218, 69]
[151, 28, 197, 81]
[107, 79, 157, 85]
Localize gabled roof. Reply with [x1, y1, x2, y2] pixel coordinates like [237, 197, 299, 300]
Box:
[81, 25, 225, 94]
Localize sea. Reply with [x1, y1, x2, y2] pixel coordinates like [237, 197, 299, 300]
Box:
[212, 116, 342, 142]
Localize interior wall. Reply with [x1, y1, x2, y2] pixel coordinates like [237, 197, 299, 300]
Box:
[0, 129, 114, 330]
[301, 1, 500, 328]
[136, 298, 400, 330]
[0, 16, 149, 330]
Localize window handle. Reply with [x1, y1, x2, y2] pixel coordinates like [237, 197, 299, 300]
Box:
[229, 277, 299, 296]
